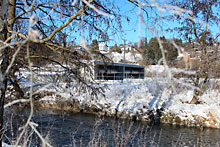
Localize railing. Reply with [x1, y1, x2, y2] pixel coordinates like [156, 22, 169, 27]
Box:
[95, 71, 144, 80]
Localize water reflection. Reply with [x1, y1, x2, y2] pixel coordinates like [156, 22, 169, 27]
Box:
[4, 108, 220, 146]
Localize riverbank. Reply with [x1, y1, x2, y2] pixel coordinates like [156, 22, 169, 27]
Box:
[29, 78, 220, 129]
[5, 108, 220, 146]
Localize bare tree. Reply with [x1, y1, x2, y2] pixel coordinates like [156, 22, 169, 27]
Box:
[128, 0, 220, 104]
[0, 1, 11, 146]
[168, 0, 220, 104]
[0, 0, 121, 146]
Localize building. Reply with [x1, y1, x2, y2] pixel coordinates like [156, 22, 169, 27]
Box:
[120, 43, 133, 53]
[94, 61, 144, 80]
[99, 44, 110, 53]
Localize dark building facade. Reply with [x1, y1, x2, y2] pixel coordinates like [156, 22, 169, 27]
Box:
[94, 61, 144, 80]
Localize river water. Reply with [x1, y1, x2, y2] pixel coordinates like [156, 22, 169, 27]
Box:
[5, 108, 220, 146]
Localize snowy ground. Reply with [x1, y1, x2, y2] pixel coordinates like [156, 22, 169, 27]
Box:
[9, 64, 220, 128]
[35, 76, 220, 129]
[108, 52, 142, 63]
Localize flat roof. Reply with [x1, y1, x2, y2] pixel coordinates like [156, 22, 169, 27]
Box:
[94, 61, 145, 68]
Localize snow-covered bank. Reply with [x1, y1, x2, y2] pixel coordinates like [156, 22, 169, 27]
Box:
[2, 142, 18, 147]
[34, 78, 220, 128]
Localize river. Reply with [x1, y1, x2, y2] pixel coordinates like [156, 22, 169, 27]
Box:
[4, 108, 220, 146]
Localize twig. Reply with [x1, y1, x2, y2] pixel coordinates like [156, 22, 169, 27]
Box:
[4, 99, 30, 109]
[81, 0, 113, 18]
[29, 122, 52, 147]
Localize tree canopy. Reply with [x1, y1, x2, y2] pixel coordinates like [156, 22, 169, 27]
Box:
[169, 0, 220, 48]
[0, 0, 122, 145]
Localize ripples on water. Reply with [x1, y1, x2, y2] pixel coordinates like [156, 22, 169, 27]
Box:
[4, 108, 220, 146]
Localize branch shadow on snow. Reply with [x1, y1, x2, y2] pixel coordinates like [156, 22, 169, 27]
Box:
[147, 82, 175, 125]
[147, 92, 163, 125]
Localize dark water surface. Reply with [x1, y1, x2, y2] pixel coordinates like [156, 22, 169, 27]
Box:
[5, 108, 220, 146]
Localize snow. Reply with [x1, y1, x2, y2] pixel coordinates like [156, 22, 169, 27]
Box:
[34, 75, 220, 128]
[10, 64, 220, 128]
[145, 65, 166, 73]
[3, 142, 19, 147]
[109, 52, 142, 63]
[145, 65, 167, 77]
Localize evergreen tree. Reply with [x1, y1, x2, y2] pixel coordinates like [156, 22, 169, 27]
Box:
[90, 39, 99, 53]
[147, 37, 181, 64]
[113, 44, 121, 53]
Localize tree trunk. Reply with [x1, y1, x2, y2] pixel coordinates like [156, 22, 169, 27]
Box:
[9, 76, 24, 98]
[0, 0, 9, 146]
[190, 74, 208, 104]
[8, 0, 16, 34]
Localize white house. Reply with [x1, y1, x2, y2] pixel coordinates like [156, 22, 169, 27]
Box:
[120, 43, 133, 54]
[99, 43, 110, 53]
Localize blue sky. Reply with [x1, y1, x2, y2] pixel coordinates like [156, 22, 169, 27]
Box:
[107, 0, 220, 46]
[108, 0, 144, 46]
[69, 0, 220, 46]
[108, 0, 177, 46]
[111, 1, 139, 44]
[69, 0, 179, 46]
